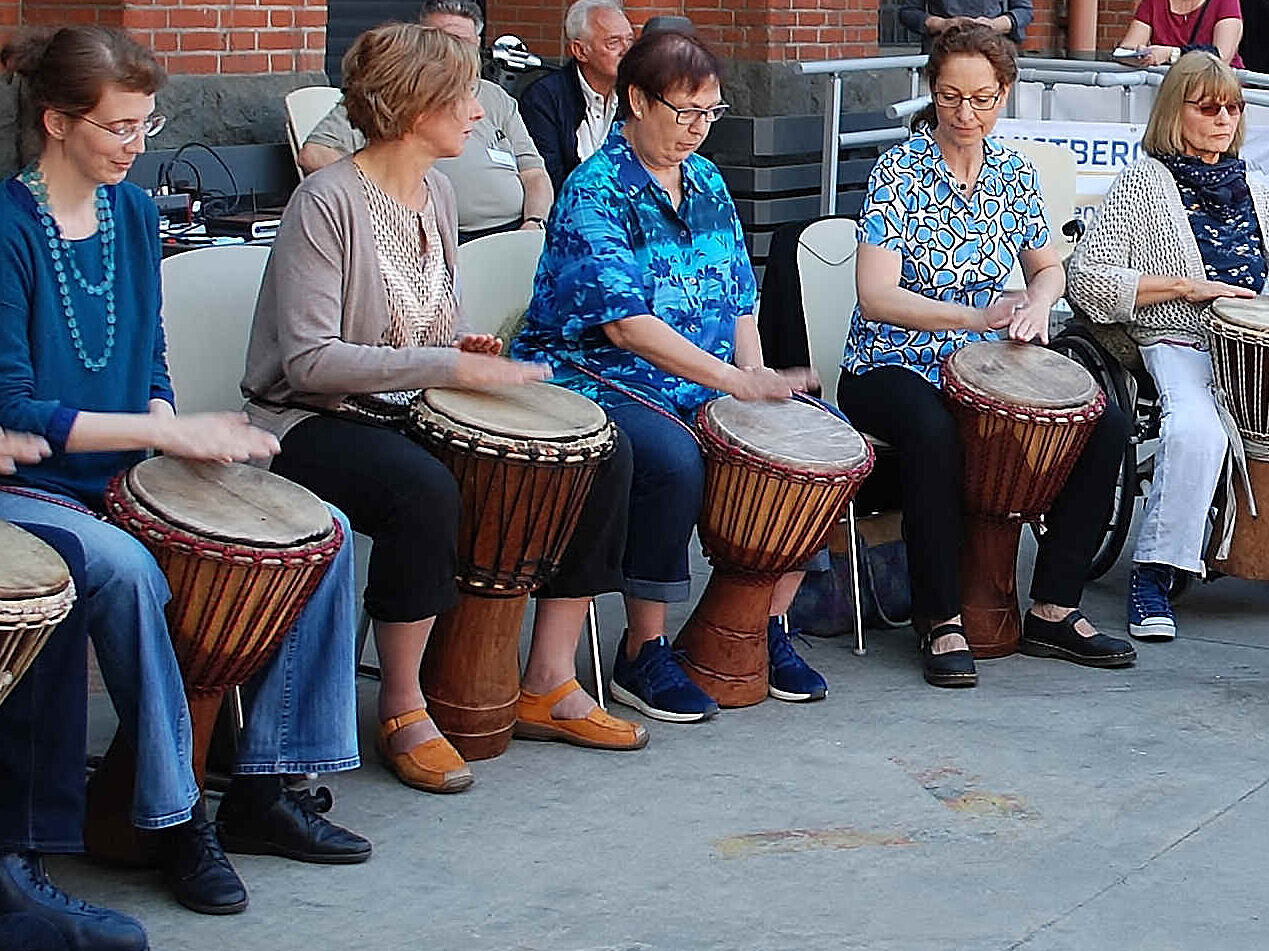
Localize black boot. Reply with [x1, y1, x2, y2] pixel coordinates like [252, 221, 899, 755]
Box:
[161, 798, 248, 915]
[217, 775, 372, 865]
[0, 851, 148, 950]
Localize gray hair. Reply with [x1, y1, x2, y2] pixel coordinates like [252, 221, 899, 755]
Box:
[564, 0, 624, 43]
[418, 0, 484, 36]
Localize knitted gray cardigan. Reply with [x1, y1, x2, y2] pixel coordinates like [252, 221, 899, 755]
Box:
[1066, 155, 1269, 347]
[241, 157, 469, 441]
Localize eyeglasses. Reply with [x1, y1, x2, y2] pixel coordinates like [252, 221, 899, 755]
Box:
[932, 89, 1002, 111]
[69, 112, 167, 145]
[652, 92, 730, 126]
[1185, 99, 1244, 117]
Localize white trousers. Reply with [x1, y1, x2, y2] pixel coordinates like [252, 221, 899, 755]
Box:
[1133, 342, 1229, 572]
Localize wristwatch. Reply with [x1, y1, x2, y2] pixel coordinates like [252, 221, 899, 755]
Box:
[1168, 46, 1181, 65]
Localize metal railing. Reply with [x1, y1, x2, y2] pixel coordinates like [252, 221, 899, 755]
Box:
[804, 55, 1269, 215]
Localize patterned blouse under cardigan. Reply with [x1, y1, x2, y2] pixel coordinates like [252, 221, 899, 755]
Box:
[1066, 155, 1269, 347]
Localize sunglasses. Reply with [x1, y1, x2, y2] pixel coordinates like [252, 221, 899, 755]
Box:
[1185, 99, 1244, 117]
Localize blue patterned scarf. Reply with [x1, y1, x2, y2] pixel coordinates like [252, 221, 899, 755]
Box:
[1161, 153, 1266, 293]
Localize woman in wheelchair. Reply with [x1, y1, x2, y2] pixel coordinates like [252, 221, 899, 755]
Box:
[1067, 51, 1265, 643]
[836, 23, 1136, 688]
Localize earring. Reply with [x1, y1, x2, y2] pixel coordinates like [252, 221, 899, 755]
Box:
[634, 110, 643, 118]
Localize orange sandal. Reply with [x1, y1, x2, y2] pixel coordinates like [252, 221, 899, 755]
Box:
[514, 679, 649, 751]
[376, 708, 474, 793]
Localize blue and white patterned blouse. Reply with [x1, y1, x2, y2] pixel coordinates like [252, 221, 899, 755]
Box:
[841, 129, 1051, 384]
[510, 124, 757, 416]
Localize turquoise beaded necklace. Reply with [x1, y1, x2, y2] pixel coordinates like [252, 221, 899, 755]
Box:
[18, 164, 117, 372]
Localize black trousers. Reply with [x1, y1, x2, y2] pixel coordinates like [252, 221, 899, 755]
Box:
[271, 415, 631, 623]
[837, 365, 1130, 621]
[0, 525, 88, 853]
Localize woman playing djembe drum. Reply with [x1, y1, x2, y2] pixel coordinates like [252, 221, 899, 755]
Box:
[243, 23, 648, 795]
[836, 24, 1136, 688]
[0, 27, 370, 920]
[511, 29, 833, 721]
[1068, 52, 1267, 642]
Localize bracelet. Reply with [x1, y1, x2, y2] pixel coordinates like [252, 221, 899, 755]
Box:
[1168, 47, 1180, 65]
[524, 216, 545, 226]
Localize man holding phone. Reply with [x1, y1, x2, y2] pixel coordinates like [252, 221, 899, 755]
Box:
[899, 0, 1032, 52]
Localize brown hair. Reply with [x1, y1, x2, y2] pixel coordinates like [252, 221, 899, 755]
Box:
[342, 23, 479, 144]
[616, 29, 720, 121]
[1, 26, 165, 143]
[912, 23, 1017, 131]
[1143, 51, 1246, 158]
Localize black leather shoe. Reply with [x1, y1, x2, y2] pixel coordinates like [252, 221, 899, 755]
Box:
[917, 621, 978, 688]
[1019, 610, 1137, 668]
[0, 851, 148, 950]
[217, 781, 372, 865]
[162, 799, 248, 915]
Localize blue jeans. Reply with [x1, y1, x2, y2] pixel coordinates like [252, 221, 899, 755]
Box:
[0, 524, 88, 853]
[0, 489, 360, 830]
[606, 398, 704, 603]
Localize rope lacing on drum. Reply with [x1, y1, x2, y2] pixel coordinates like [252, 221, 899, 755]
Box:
[1209, 382, 1261, 561]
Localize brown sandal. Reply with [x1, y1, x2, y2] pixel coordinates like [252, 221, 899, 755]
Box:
[514, 678, 649, 751]
[376, 708, 473, 793]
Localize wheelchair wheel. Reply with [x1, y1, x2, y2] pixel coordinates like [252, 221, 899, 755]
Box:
[1050, 328, 1137, 580]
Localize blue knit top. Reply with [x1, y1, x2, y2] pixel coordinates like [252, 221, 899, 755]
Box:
[0, 176, 174, 506]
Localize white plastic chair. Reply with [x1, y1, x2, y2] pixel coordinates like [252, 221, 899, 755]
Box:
[160, 245, 272, 412]
[455, 228, 546, 339]
[791, 217, 874, 655]
[455, 226, 608, 705]
[284, 86, 343, 177]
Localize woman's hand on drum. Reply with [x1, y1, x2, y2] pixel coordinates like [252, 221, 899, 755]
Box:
[723, 365, 815, 401]
[454, 352, 552, 390]
[455, 333, 504, 356]
[1181, 278, 1258, 304]
[0, 428, 51, 474]
[152, 413, 281, 464]
[1004, 296, 1051, 344]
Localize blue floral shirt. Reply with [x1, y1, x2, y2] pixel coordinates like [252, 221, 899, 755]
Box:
[511, 124, 757, 416]
[842, 129, 1051, 384]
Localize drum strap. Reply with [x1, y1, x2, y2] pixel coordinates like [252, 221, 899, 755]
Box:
[1210, 384, 1260, 561]
[0, 485, 102, 519]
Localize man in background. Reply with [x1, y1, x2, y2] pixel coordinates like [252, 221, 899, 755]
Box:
[296, 0, 553, 241]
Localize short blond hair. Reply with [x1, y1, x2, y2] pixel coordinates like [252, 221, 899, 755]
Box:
[342, 23, 478, 143]
[1143, 51, 1246, 159]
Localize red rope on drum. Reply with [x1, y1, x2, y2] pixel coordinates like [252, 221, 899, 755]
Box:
[0, 485, 103, 519]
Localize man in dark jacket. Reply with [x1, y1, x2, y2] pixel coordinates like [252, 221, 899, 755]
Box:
[899, 0, 1032, 51]
[520, 0, 633, 193]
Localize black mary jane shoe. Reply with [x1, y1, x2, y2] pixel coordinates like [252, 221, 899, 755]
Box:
[917, 621, 978, 688]
[1019, 609, 1137, 668]
[217, 778, 372, 866]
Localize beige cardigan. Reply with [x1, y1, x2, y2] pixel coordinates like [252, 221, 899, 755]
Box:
[1067, 155, 1269, 347]
[241, 156, 469, 440]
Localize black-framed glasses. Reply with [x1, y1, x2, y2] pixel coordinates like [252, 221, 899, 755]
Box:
[1185, 99, 1244, 117]
[68, 112, 167, 145]
[652, 92, 730, 125]
[932, 88, 1002, 111]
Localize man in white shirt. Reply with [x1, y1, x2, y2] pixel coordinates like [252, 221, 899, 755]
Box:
[520, 0, 634, 193]
[296, 0, 553, 241]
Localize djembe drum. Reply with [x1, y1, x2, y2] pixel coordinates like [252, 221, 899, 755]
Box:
[408, 383, 615, 760]
[103, 457, 342, 785]
[674, 397, 874, 707]
[1205, 297, 1269, 579]
[942, 341, 1106, 657]
[0, 520, 76, 708]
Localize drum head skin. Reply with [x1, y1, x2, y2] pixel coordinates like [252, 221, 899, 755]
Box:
[1211, 298, 1269, 333]
[704, 397, 869, 473]
[126, 457, 332, 548]
[945, 341, 1099, 410]
[420, 383, 608, 441]
[0, 521, 70, 599]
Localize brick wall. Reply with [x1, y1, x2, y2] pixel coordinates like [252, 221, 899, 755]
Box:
[487, 0, 880, 64]
[2, 0, 326, 74]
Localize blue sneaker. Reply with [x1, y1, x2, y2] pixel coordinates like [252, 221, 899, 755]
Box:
[610, 633, 719, 723]
[767, 617, 828, 702]
[1128, 563, 1177, 641]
